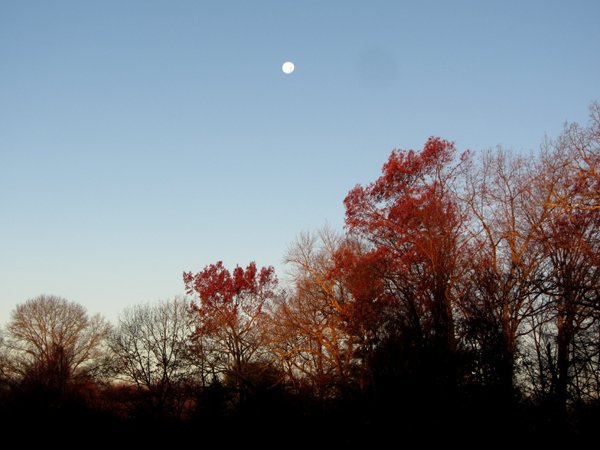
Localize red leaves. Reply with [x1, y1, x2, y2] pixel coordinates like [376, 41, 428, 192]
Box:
[329, 242, 389, 334]
[345, 138, 457, 235]
[344, 137, 465, 263]
[372, 137, 454, 201]
[342, 137, 469, 350]
[183, 261, 277, 329]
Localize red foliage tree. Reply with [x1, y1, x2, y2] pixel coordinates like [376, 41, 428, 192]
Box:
[183, 261, 277, 392]
[328, 240, 391, 391]
[343, 137, 470, 384]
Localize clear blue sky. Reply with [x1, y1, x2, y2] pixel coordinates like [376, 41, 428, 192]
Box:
[1, 0, 598, 322]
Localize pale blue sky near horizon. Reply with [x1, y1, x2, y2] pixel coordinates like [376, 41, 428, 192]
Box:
[1, 0, 599, 322]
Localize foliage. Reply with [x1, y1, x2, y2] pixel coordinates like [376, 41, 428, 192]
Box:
[1, 102, 599, 441]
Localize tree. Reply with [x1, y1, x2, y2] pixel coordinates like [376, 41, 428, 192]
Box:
[0, 331, 11, 389]
[546, 102, 600, 213]
[460, 148, 548, 394]
[110, 297, 199, 419]
[528, 120, 600, 413]
[183, 261, 277, 401]
[328, 236, 391, 395]
[5, 295, 109, 392]
[344, 137, 470, 390]
[270, 229, 365, 397]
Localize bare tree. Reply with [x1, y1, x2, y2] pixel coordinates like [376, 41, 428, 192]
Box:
[534, 116, 600, 410]
[110, 297, 199, 418]
[526, 120, 600, 412]
[0, 331, 11, 388]
[269, 228, 358, 398]
[460, 148, 548, 394]
[546, 102, 600, 213]
[5, 295, 110, 391]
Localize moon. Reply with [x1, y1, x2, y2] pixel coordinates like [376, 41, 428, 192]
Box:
[282, 61, 295, 74]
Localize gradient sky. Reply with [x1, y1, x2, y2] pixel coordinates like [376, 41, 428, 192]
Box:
[1, 0, 599, 322]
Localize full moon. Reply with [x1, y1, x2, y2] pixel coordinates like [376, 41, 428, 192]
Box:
[282, 61, 295, 74]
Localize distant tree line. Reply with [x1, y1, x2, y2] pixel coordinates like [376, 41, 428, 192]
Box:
[1, 102, 598, 443]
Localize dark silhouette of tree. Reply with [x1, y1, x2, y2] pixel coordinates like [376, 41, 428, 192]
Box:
[110, 297, 199, 419]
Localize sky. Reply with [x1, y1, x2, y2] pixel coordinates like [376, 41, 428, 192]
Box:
[1, 0, 599, 322]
